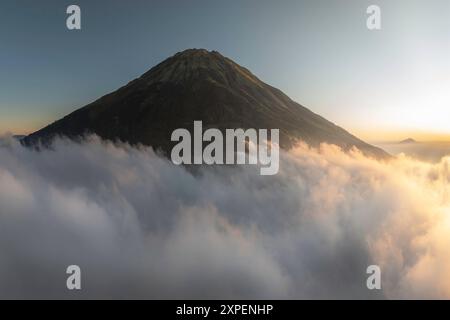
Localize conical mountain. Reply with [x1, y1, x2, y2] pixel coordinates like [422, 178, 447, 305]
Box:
[25, 49, 389, 159]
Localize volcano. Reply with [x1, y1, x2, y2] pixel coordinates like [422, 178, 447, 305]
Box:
[24, 49, 389, 159]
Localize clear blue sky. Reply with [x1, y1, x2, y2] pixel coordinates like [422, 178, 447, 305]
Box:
[1, 0, 449, 140]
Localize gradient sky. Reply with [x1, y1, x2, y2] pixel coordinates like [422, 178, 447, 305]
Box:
[1, 0, 449, 141]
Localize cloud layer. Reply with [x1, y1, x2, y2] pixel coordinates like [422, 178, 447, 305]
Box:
[0, 135, 449, 299]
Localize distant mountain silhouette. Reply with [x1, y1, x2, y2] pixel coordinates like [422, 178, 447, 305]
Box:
[13, 135, 26, 141]
[24, 49, 389, 159]
[399, 138, 417, 144]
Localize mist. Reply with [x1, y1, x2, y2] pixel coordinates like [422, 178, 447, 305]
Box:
[0, 135, 449, 299]
[378, 141, 450, 163]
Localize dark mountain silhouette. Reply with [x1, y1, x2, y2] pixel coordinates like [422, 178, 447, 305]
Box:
[13, 135, 26, 141]
[24, 49, 389, 159]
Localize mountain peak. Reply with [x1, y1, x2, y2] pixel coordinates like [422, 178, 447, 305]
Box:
[140, 48, 259, 87]
[174, 48, 220, 57]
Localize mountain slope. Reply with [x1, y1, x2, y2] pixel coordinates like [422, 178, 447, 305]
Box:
[24, 49, 389, 159]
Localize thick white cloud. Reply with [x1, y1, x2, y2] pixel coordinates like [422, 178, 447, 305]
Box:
[0, 135, 449, 299]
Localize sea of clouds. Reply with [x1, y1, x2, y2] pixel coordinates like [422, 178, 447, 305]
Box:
[0, 135, 449, 299]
